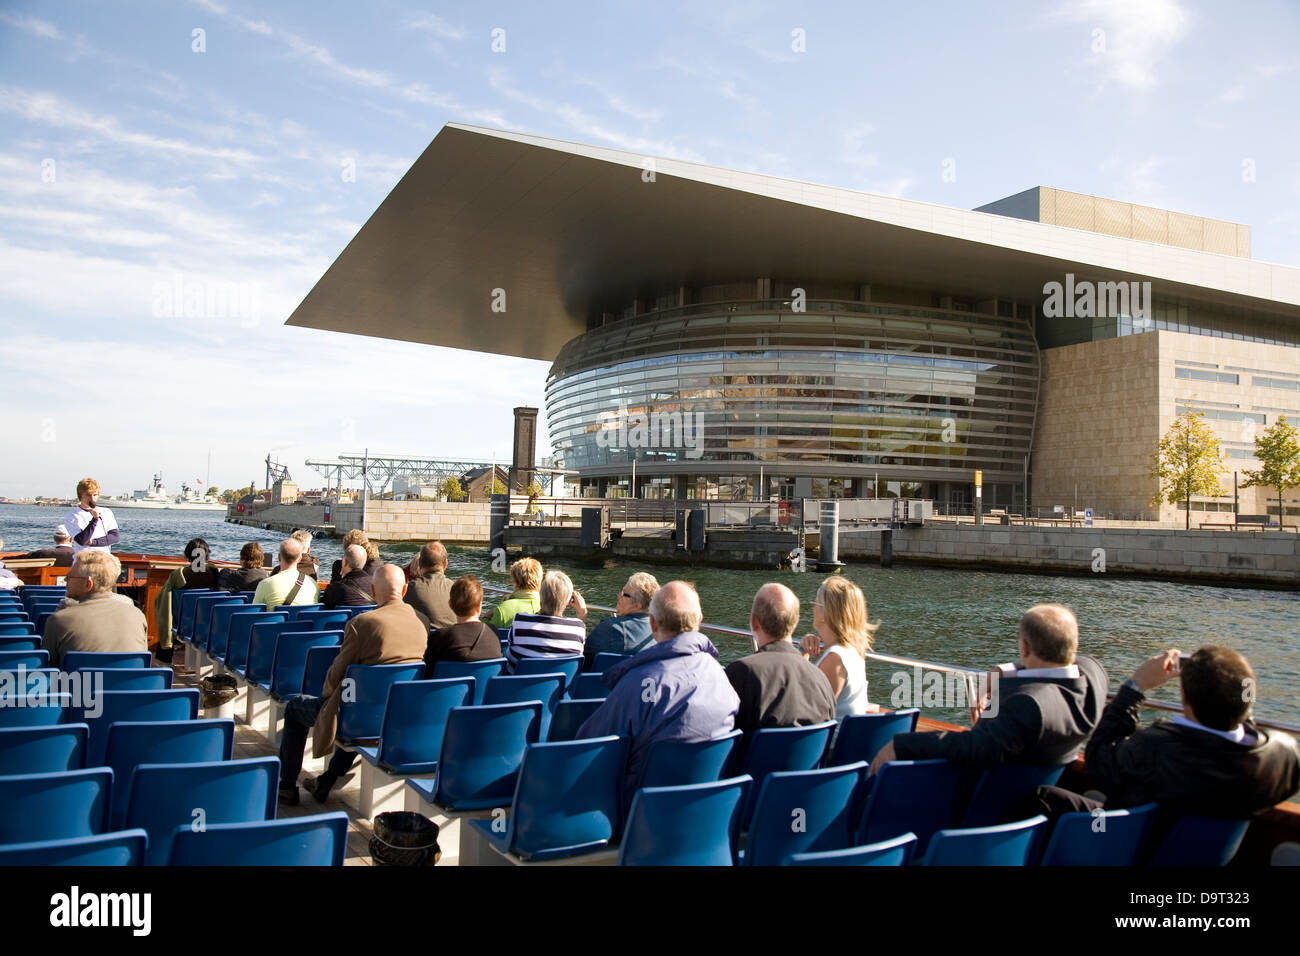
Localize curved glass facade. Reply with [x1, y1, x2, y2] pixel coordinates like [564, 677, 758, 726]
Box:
[546, 298, 1039, 492]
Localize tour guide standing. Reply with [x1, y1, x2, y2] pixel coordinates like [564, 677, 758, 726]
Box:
[63, 478, 120, 555]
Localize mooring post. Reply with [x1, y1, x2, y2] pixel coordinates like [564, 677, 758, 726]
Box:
[816, 500, 844, 571]
[880, 528, 893, 568]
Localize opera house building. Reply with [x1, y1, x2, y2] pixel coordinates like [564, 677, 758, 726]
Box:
[288, 124, 1300, 522]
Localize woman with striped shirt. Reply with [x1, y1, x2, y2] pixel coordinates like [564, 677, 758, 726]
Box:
[506, 570, 588, 670]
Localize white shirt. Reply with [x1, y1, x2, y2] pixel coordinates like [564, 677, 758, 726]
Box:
[995, 663, 1080, 680]
[1172, 714, 1252, 746]
[63, 505, 119, 555]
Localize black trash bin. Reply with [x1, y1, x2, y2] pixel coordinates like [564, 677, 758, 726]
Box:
[199, 674, 239, 718]
[370, 811, 441, 866]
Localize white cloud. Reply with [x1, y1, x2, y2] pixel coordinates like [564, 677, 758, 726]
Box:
[407, 14, 466, 42]
[0, 11, 61, 39]
[1054, 0, 1190, 89]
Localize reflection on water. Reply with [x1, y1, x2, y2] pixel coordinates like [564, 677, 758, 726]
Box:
[3, 505, 1296, 723]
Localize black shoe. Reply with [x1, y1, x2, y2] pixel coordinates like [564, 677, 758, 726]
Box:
[155, 646, 174, 665]
[277, 785, 299, 807]
[301, 776, 332, 804]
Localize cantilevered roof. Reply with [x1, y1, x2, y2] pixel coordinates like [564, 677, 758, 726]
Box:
[286, 123, 1300, 362]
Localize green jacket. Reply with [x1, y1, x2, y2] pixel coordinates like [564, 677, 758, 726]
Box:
[487, 589, 540, 630]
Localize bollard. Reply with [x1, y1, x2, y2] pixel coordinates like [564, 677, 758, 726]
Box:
[816, 500, 845, 571]
[880, 529, 893, 568]
[687, 507, 707, 552]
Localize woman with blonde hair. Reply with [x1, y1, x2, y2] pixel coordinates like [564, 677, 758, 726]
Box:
[800, 576, 876, 717]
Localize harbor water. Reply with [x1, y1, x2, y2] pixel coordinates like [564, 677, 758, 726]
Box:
[2, 503, 1297, 725]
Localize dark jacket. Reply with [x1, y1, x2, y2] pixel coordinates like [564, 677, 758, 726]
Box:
[322, 569, 373, 610]
[893, 655, 1108, 768]
[424, 620, 503, 676]
[331, 556, 383, 582]
[217, 566, 269, 593]
[1085, 683, 1300, 817]
[14, 546, 74, 567]
[725, 640, 836, 763]
[405, 572, 455, 629]
[582, 613, 653, 670]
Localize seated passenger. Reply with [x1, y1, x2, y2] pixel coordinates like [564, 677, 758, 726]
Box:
[799, 577, 874, 718]
[42, 551, 147, 666]
[329, 529, 373, 582]
[582, 572, 659, 670]
[486, 557, 542, 631]
[279, 566, 428, 805]
[871, 603, 1107, 774]
[291, 529, 320, 579]
[0, 537, 18, 591]
[216, 542, 270, 592]
[506, 570, 587, 668]
[322, 545, 373, 609]
[726, 583, 836, 764]
[577, 581, 739, 805]
[252, 538, 319, 611]
[424, 574, 503, 675]
[10, 525, 75, 566]
[404, 541, 455, 629]
[152, 537, 221, 663]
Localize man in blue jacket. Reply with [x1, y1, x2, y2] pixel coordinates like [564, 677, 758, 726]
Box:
[577, 580, 739, 806]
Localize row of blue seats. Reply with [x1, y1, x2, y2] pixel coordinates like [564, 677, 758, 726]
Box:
[1, 586, 67, 637]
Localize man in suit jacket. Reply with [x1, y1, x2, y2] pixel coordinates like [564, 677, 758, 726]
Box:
[870, 604, 1107, 773]
[322, 544, 373, 609]
[278, 565, 428, 806]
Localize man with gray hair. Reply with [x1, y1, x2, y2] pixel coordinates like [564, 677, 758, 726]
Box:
[11, 525, 75, 567]
[582, 571, 659, 670]
[577, 580, 739, 805]
[506, 569, 588, 668]
[405, 540, 455, 629]
[291, 529, 319, 579]
[322, 544, 373, 609]
[252, 538, 319, 610]
[871, 603, 1107, 774]
[42, 551, 147, 666]
[725, 583, 835, 764]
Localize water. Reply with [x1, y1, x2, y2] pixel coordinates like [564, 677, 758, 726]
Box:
[4, 503, 1297, 724]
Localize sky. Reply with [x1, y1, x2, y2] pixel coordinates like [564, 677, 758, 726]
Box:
[0, 0, 1297, 498]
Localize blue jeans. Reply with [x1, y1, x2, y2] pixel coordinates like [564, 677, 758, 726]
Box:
[279, 694, 357, 789]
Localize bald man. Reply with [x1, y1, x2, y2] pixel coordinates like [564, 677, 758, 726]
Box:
[252, 538, 318, 610]
[871, 603, 1108, 774]
[279, 564, 428, 805]
[322, 544, 373, 609]
[725, 583, 835, 765]
[577, 580, 739, 806]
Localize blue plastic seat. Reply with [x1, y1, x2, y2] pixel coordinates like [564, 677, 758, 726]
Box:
[0, 723, 88, 774]
[568, 672, 611, 700]
[104, 718, 236, 826]
[468, 735, 628, 862]
[124, 757, 278, 865]
[856, 758, 963, 854]
[0, 768, 113, 842]
[0, 648, 49, 670]
[742, 762, 867, 866]
[826, 709, 920, 766]
[0, 829, 147, 866]
[169, 812, 348, 866]
[301, 645, 343, 696]
[785, 833, 918, 866]
[207, 602, 266, 659]
[0, 633, 39, 648]
[355, 678, 474, 774]
[618, 776, 750, 866]
[62, 651, 152, 672]
[958, 762, 1066, 827]
[482, 673, 566, 740]
[92, 668, 174, 691]
[918, 815, 1047, 865]
[191, 595, 245, 650]
[737, 721, 836, 824]
[547, 698, 604, 742]
[0, 692, 70, 727]
[410, 701, 543, 811]
[11, 667, 60, 695]
[34, 612, 56, 637]
[0, 611, 29, 622]
[174, 588, 216, 640]
[1039, 802, 1159, 866]
[431, 658, 505, 704]
[638, 730, 742, 792]
[334, 664, 426, 746]
[1148, 814, 1252, 866]
[592, 651, 631, 673]
[296, 609, 350, 631]
[71, 688, 201, 766]
[269, 631, 343, 699]
[243, 621, 303, 683]
[344, 604, 376, 618]
[513, 654, 582, 689]
[496, 627, 510, 642]
[223, 610, 287, 670]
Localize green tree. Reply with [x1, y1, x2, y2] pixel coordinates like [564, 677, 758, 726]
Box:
[439, 476, 467, 502]
[488, 476, 508, 495]
[1241, 415, 1300, 529]
[205, 486, 219, 497]
[1150, 406, 1226, 529]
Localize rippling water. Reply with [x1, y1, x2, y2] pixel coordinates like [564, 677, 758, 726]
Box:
[3, 503, 1297, 724]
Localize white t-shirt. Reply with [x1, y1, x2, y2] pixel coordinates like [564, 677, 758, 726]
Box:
[63, 505, 120, 554]
[819, 643, 870, 718]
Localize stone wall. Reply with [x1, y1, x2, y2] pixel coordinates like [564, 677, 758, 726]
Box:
[839, 524, 1298, 588]
[354, 500, 491, 544]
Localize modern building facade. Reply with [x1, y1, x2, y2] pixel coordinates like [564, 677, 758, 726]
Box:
[288, 124, 1300, 522]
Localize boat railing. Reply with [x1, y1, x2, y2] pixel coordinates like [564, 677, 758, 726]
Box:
[481, 583, 1300, 734]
